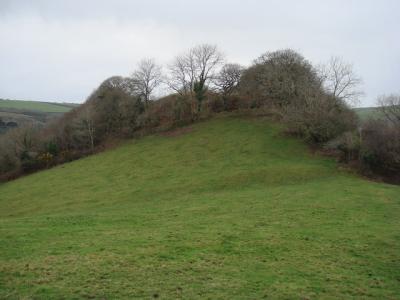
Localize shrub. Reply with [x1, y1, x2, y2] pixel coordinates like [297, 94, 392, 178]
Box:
[240, 49, 321, 108]
[325, 131, 361, 163]
[0, 144, 19, 174]
[360, 119, 400, 174]
[283, 94, 358, 144]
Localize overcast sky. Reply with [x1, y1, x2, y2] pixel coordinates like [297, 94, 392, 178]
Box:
[0, 0, 399, 106]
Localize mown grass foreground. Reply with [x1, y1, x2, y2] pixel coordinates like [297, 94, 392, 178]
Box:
[0, 115, 399, 299]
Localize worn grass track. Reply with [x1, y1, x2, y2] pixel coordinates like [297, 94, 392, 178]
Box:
[0, 115, 399, 299]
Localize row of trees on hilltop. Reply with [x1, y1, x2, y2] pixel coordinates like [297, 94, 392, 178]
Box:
[0, 44, 398, 182]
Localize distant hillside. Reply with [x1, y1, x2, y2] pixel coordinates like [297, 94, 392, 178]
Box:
[0, 98, 78, 113]
[0, 116, 399, 299]
[0, 99, 79, 133]
[354, 106, 384, 121]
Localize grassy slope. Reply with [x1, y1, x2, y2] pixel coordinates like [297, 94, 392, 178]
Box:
[0, 115, 399, 299]
[0, 99, 75, 113]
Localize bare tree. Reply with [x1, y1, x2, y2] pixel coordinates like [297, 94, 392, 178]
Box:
[377, 94, 400, 127]
[167, 44, 225, 112]
[215, 63, 243, 97]
[82, 104, 95, 152]
[167, 54, 195, 96]
[131, 58, 163, 107]
[318, 56, 363, 105]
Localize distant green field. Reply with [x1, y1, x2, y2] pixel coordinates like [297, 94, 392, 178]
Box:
[0, 115, 399, 299]
[354, 106, 384, 121]
[0, 99, 77, 113]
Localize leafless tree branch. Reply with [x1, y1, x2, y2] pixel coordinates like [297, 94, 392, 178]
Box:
[214, 63, 243, 97]
[167, 44, 225, 96]
[131, 58, 163, 107]
[318, 56, 363, 105]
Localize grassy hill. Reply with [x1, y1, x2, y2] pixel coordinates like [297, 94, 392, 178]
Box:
[0, 115, 399, 299]
[0, 99, 77, 113]
[0, 99, 78, 133]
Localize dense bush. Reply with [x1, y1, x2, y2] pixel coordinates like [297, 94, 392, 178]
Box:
[240, 49, 321, 108]
[0, 125, 43, 178]
[0, 139, 19, 175]
[135, 94, 194, 132]
[325, 131, 361, 163]
[360, 119, 400, 175]
[283, 94, 358, 144]
[325, 94, 400, 181]
[240, 49, 357, 144]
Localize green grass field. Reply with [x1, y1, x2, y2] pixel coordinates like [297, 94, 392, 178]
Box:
[0, 115, 399, 299]
[0, 99, 76, 113]
[354, 107, 384, 122]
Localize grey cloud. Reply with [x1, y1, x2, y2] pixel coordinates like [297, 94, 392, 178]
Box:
[0, 0, 399, 106]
